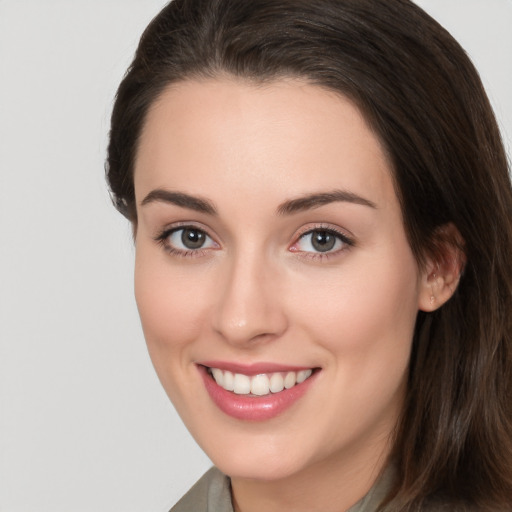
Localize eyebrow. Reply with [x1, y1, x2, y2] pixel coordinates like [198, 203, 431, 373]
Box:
[140, 188, 376, 216]
[277, 190, 377, 215]
[140, 189, 217, 215]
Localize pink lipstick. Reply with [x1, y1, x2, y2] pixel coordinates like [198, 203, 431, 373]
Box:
[198, 363, 318, 421]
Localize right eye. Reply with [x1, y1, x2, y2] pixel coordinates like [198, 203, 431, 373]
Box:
[157, 226, 218, 255]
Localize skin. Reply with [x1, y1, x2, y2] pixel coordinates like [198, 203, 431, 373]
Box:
[133, 78, 451, 512]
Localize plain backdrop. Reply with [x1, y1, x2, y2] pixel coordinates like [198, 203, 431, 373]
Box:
[0, 1, 510, 511]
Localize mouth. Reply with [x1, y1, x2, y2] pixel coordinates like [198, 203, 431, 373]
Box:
[207, 366, 314, 396]
[198, 363, 320, 421]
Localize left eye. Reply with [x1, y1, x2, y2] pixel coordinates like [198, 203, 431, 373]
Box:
[294, 229, 348, 253]
[166, 227, 216, 251]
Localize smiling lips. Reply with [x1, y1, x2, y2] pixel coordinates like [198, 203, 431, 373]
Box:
[199, 363, 317, 421]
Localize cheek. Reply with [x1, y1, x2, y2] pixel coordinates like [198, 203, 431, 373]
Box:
[289, 252, 419, 445]
[293, 246, 420, 366]
[133, 250, 210, 360]
[133, 251, 215, 417]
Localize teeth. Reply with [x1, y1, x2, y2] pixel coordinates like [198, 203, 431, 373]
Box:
[209, 368, 313, 396]
[284, 371, 296, 389]
[269, 373, 285, 393]
[223, 371, 234, 391]
[233, 373, 251, 394]
[251, 374, 270, 396]
[297, 369, 311, 383]
[211, 368, 224, 386]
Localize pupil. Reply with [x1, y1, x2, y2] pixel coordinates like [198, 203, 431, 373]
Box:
[312, 231, 335, 252]
[181, 228, 205, 249]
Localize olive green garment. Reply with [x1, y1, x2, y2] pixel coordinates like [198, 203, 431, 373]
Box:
[170, 466, 394, 512]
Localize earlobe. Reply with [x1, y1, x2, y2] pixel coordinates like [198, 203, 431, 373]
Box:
[418, 223, 466, 312]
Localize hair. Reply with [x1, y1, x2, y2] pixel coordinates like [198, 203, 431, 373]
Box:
[106, 0, 512, 509]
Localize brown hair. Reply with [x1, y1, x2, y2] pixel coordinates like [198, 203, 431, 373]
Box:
[106, 0, 512, 509]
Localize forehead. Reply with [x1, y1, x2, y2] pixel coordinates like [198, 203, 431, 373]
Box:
[134, 78, 397, 213]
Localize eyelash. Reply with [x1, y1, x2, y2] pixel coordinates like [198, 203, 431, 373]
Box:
[154, 224, 218, 259]
[290, 225, 355, 261]
[154, 224, 355, 260]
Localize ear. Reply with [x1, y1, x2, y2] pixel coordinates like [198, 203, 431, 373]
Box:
[418, 223, 466, 312]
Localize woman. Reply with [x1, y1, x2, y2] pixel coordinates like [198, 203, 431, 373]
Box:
[106, 0, 512, 510]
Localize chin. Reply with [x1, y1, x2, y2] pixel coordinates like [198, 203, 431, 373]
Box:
[205, 439, 312, 481]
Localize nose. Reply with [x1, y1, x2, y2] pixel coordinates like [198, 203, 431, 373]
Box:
[212, 252, 288, 347]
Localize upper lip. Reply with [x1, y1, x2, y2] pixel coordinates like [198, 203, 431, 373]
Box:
[198, 360, 317, 376]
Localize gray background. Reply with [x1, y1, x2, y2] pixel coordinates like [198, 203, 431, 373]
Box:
[0, 1, 511, 511]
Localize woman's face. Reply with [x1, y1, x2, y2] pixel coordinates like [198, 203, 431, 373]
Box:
[133, 79, 430, 480]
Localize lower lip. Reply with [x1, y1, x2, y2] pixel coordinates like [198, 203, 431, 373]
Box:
[198, 365, 318, 421]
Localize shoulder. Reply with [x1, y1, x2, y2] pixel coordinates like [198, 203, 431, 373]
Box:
[169, 467, 233, 512]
